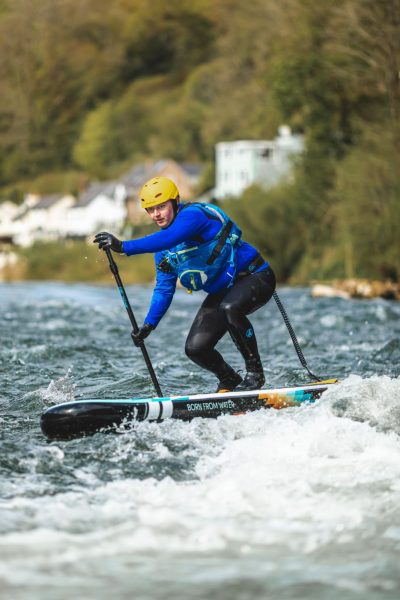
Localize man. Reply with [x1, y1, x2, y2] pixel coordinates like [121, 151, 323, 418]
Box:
[94, 176, 276, 392]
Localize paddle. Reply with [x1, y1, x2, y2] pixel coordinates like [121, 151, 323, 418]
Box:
[104, 248, 163, 397]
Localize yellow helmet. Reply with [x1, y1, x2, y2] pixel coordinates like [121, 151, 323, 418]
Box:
[140, 176, 179, 209]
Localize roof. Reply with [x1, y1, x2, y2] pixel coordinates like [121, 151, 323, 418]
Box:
[180, 163, 203, 178]
[121, 160, 168, 189]
[31, 194, 64, 210]
[74, 182, 118, 208]
[216, 140, 275, 151]
[121, 159, 203, 192]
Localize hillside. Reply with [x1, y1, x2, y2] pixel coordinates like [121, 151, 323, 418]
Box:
[0, 0, 399, 282]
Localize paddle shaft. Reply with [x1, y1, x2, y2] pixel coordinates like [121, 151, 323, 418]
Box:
[105, 249, 163, 397]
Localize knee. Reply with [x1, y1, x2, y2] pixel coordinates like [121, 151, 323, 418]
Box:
[185, 337, 204, 361]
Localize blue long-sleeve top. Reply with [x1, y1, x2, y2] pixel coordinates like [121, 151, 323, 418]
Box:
[122, 203, 268, 327]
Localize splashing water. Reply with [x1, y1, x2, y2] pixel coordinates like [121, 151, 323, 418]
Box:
[39, 369, 77, 406]
[1, 282, 400, 600]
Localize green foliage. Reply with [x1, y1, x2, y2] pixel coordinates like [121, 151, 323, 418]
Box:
[197, 161, 215, 195]
[0, 171, 87, 205]
[0, 0, 125, 181]
[22, 171, 87, 196]
[17, 241, 155, 284]
[73, 102, 119, 177]
[225, 124, 400, 284]
[333, 126, 400, 280]
[0, 0, 399, 282]
[0, 185, 24, 205]
[120, 0, 215, 81]
[224, 184, 309, 282]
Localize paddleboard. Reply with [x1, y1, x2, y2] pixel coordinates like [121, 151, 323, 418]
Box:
[40, 379, 337, 441]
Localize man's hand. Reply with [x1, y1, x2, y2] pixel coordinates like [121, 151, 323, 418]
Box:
[93, 232, 123, 253]
[131, 324, 154, 347]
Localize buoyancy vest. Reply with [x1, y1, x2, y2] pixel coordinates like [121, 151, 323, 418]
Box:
[158, 203, 242, 294]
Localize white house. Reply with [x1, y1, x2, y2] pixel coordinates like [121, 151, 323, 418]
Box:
[66, 181, 127, 238]
[0, 201, 21, 242]
[11, 194, 75, 247]
[214, 126, 304, 200]
[16, 194, 76, 246]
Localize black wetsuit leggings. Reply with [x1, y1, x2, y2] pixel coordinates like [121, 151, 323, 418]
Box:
[185, 266, 276, 378]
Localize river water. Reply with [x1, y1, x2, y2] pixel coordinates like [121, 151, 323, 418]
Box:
[1, 281, 400, 600]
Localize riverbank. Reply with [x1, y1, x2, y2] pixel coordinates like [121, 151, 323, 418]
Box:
[0, 242, 154, 284]
[311, 279, 400, 301]
[1, 243, 399, 300]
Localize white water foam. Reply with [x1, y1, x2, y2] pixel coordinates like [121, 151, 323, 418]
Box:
[1, 376, 400, 598]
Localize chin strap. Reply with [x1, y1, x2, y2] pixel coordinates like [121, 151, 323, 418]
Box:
[273, 290, 322, 382]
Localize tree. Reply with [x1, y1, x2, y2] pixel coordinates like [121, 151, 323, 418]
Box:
[119, 0, 215, 81]
[335, 126, 400, 280]
[0, 0, 125, 180]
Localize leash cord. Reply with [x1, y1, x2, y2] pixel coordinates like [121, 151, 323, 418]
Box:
[273, 290, 322, 381]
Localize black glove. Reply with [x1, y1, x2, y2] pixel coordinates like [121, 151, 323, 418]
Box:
[93, 232, 123, 253]
[131, 323, 154, 347]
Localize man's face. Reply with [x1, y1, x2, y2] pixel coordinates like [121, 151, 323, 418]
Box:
[146, 200, 176, 228]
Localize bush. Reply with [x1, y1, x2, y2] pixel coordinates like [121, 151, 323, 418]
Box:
[17, 241, 155, 283]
